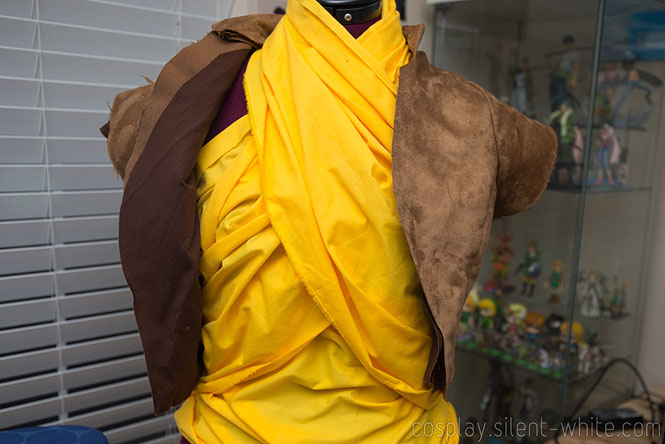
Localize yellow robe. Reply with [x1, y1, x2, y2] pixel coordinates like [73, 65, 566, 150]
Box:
[175, 1, 458, 442]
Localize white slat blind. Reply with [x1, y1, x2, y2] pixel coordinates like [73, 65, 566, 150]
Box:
[0, 1, 231, 442]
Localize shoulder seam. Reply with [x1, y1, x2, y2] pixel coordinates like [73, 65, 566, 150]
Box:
[468, 82, 500, 193]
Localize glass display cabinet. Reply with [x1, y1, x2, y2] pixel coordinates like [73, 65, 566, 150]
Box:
[432, 0, 665, 442]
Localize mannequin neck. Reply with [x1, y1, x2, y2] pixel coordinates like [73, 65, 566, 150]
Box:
[316, 0, 382, 25]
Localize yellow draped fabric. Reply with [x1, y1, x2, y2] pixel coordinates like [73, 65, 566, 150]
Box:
[175, 0, 458, 442]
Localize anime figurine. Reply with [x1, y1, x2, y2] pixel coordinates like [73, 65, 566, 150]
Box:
[501, 303, 526, 357]
[560, 320, 584, 355]
[549, 35, 580, 111]
[580, 270, 604, 317]
[596, 64, 621, 122]
[489, 313, 508, 356]
[590, 342, 607, 370]
[515, 242, 542, 297]
[594, 122, 621, 187]
[538, 348, 553, 374]
[610, 281, 628, 318]
[490, 234, 515, 291]
[545, 260, 564, 304]
[511, 57, 533, 116]
[580, 331, 606, 374]
[571, 125, 584, 185]
[484, 277, 501, 298]
[505, 302, 526, 330]
[524, 311, 545, 354]
[612, 50, 660, 128]
[544, 313, 564, 349]
[548, 101, 576, 184]
[577, 341, 592, 374]
[478, 298, 497, 332]
[483, 277, 506, 319]
[459, 285, 480, 342]
[552, 351, 565, 379]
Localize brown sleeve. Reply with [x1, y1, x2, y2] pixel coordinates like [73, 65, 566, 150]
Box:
[481, 88, 558, 218]
[100, 82, 154, 181]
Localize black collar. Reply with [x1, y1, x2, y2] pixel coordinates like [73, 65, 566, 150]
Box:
[317, 0, 382, 25]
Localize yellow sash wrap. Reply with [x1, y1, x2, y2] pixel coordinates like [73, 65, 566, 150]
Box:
[175, 0, 458, 442]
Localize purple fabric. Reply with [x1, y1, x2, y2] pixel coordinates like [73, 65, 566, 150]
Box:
[203, 53, 253, 144]
[345, 16, 380, 38]
[204, 17, 381, 143]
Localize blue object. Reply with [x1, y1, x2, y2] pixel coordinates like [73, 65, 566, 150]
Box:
[630, 10, 665, 60]
[0, 426, 107, 444]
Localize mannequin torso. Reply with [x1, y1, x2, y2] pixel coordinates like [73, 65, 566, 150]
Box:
[316, 0, 382, 24]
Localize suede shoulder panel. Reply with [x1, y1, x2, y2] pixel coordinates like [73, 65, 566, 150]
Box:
[393, 51, 556, 394]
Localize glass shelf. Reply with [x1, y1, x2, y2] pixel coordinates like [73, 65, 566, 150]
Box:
[546, 184, 653, 194]
[456, 342, 608, 386]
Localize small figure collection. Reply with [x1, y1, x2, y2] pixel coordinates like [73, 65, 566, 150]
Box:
[488, 236, 561, 306]
[578, 270, 629, 319]
[456, 236, 625, 379]
[460, 31, 659, 444]
[457, 293, 607, 379]
[547, 105, 630, 189]
[535, 34, 661, 189]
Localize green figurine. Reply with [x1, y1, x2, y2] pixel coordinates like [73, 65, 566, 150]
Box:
[610, 281, 628, 318]
[548, 101, 576, 185]
[477, 298, 497, 350]
[516, 242, 542, 297]
[458, 284, 480, 343]
[546, 260, 564, 304]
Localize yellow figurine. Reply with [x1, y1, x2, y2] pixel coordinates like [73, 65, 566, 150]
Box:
[458, 285, 480, 342]
[560, 320, 584, 353]
[460, 285, 479, 329]
[502, 302, 527, 355]
[478, 298, 497, 332]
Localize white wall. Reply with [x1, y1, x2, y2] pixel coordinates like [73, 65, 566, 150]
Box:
[638, 112, 665, 391]
[230, 0, 261, 16]
[404, 0, 435, 56]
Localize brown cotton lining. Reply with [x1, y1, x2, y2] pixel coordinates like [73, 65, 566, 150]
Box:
[118, 35, 252, 414]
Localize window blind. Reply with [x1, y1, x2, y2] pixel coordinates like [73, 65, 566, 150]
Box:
[0, 1, 231, 442]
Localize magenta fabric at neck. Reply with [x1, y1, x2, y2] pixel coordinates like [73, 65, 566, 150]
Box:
[203, 16, 381, 144]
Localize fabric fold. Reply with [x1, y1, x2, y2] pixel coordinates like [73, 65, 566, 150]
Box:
[244, 0, 431, 406]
